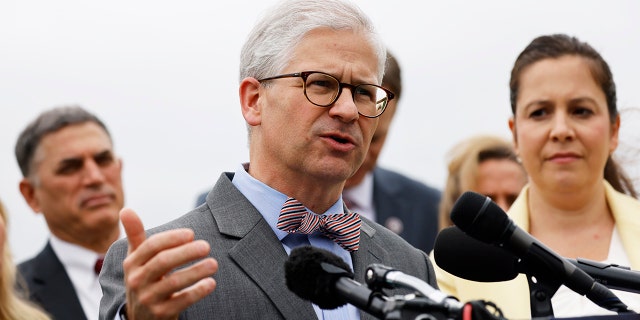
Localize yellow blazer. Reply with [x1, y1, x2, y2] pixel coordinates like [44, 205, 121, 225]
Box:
[431, 181, 640, 319]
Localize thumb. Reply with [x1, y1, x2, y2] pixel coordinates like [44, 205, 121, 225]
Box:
[120, 207, 146, 253]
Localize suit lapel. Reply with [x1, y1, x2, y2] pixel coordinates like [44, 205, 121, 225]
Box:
[28, 243, 87, 319]
[352, 219, 384, 281]
[606, 183, 640, 270]
[210, 174, 317, 319]
[352, 219, 388, 320]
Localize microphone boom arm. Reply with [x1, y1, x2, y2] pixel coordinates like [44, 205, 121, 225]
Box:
[366, 264, 464, 315]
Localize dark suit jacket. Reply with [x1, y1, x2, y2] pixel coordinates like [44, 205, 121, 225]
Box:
[195, 167, 442, 253]
[101, 172, 437, 319]
[373, 167, 441, 253]
[18, 242, 88, 320]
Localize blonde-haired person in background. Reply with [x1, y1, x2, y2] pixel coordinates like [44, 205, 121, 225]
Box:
[0, 199, 50, 320]
[438, 134, 527, 230]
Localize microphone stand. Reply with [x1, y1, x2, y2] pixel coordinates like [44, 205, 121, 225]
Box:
[366, 292, 505, 320]
[364, 264, 504, 320]
[520, 256, 636, 318]
[366, 293, 454, 320]
[525, 272, 560, 318]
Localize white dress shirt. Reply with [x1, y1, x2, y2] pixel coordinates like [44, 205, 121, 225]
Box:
[50, 234, 103, 320]
[552, 227, 640, 317]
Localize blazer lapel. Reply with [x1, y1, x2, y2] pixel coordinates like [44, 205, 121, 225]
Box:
[352, 219, 384, 281]
[606, 182, 640, 270]
[352, 219, 387, 320]
[210, 174, 317, 319]
[27, 243, 87, 319]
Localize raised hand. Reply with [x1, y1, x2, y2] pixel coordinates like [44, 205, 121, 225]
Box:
[120, 208, 218, 320]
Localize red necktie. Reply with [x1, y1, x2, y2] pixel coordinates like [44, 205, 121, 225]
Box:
[94, 257, 104, 275]
[277, 197, 361, 251]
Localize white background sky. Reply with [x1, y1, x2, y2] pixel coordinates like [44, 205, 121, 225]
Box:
[2, 0, 639, 263]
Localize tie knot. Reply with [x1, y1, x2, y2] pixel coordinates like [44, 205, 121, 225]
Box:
[94, 257, 104, 275]
[277, 198, 361, 251]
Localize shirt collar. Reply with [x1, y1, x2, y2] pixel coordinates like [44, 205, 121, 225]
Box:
[231, 163, 346, 241]
[342, 171, 374, 211]
[49, 234, 103, 272]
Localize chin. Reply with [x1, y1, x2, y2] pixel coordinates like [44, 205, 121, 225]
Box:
[91, 213, 121, 229]
[314, 167, 352, 183]
[84, 205, 119, 219]
[549, 177, 587, 192]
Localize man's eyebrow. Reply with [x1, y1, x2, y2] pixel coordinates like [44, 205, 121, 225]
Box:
[94, 149, 114, 158]
[56, 149, 113, 169]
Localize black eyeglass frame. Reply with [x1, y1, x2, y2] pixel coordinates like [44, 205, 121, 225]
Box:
[258, 71, 395, 118]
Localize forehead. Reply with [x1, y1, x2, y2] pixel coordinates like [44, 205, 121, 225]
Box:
[524, 55, 591, 78]
[34, 122, 113, 165]
[286, 28, 379, 82]
[477, 159, 526, 184]
[519, 57, 602, 96]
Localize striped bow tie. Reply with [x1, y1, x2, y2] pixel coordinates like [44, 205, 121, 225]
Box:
[277, 197, 362, 252]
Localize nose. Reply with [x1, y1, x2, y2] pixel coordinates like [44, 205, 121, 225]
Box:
[549, 112, 575, 142]
[328, 87, 359, 122]
[82, 159, 106, 186]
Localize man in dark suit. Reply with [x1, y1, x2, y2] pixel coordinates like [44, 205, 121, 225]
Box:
[15, 106, 125, 320]
[342, 51, 441, 253]
[99, 0, 438, 319]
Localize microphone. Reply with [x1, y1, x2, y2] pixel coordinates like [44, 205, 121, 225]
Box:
[284, 245, 392, 318]
[365, 263, 463, 314]
[573, 258, 640, 294]
[435, 226, 640, 294]
[450, 191, 633, 314]
[433, 226, 519, 282]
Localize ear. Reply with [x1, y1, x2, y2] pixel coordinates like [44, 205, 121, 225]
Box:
[19, 178, 41, 213]
[508, 117, 518, 150]
[239, 77, 262, 127]
[609, 114, 620, 154]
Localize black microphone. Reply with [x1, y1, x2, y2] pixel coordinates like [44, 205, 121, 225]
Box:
[450, 191, 633, 314]
[435, 226, 640, 294]
[572, 258, 640, 294]
[434, 226, 519, 282]
[284, 245, 392, 318]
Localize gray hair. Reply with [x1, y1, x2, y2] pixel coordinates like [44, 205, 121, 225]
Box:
[15, 105, 111, 178]
[239, 0, 386, 83]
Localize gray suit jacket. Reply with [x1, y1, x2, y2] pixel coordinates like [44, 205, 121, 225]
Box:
[18, 242, 88, 320]
[100, 172, 437, 319]
[373, 167, 441, 253]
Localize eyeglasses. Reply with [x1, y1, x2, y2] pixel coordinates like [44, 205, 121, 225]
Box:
[258, 71, 394, 118]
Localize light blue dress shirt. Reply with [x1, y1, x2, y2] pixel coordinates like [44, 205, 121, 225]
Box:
[232, 164, 359, 320]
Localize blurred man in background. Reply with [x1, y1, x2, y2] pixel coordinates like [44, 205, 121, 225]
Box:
[342, 50, 441, 253]
[15, 106, 124, 320]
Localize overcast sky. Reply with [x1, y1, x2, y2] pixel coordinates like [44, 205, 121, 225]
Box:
[2, 0, 639, 262]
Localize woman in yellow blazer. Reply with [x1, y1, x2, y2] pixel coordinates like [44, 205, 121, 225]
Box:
[433, 33, 640, 319]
